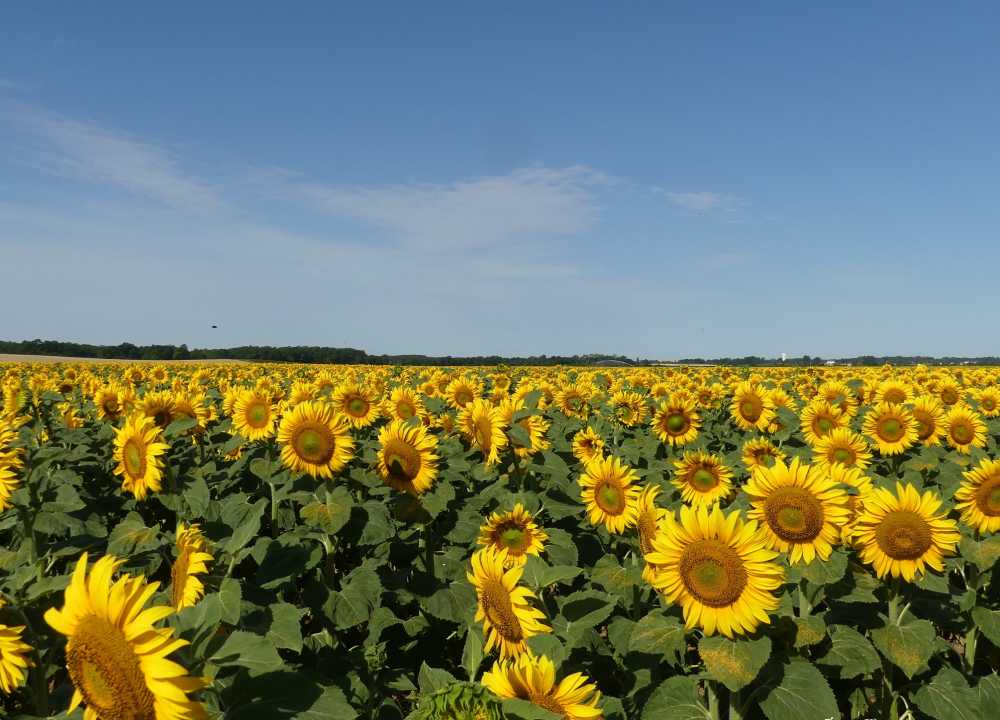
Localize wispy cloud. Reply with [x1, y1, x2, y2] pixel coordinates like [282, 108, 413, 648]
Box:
[650, 189, 748, 212]
[2, 102, 222, 212]
[298, 165, 610, 251]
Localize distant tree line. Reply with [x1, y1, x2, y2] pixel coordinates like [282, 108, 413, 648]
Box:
[675, 355, 1000, 366]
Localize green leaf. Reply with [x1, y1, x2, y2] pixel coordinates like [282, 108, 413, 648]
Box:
[816, 625, 880, 679]
[912, 666, 979, 720]
[972, 606, 1000, 648]
[358, 501, 395, 546]
[641, 676, 710, 720]
[870, 617, 936, 678]
[300, 486, 354, 534]
[501, 699, 560, 720]
[698, 635, 771, 692]
[421, 581, 476, 624]
[218, 577, 242, 625]
[628, 612, 685, 663]
[792, 616, 826, 649]
[555, 590, 616, 643]
[107, 512, 160, 555]
[961, 534, 1000, 570]
[976, 675, 1000, 716]
[759, 659, 839, 720]
[212, 631, 284, 675]
[462, 626, 484, 679]
[801, 550, 847, 586]
[222, 498, 268, 554]
[418, 663, 457, 694]
[333, 566, 381, 629]
[267, 602, 304, 653]
[590, 555, 642, 599]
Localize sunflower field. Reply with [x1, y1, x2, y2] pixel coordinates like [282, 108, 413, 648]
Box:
[1, 362, 1000, 720]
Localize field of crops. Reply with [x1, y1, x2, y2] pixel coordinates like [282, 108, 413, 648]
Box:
[1, 362, 999, 720]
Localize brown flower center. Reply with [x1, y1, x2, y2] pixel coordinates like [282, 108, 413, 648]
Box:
[679, 539, 747, 607]
[875, 510, 933, 560]
[763, 486, 824, 543]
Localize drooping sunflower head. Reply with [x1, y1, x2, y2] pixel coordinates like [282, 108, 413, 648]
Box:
[231, 389, 277, 441]
[376, 419, 439, 495]
[955, 457, 1000, 533]
[171, 522, 213, 610]
[44, 553, 208, 719]
[481, 653, 602, 720]
[0, 622, 33, 695]
[467, 547, 551, 659]
[477, 503, 548, 568]
[458, 399, 508, 467]
[276, 400, 355, 479]
[811, 426, 872, 471]
[818, 380, 858, 418]
[113, 414, 170, 501]
[745, 457, 850, 564]
[943, 405, 987, 454]
[741, 437, 786, 472]
[799, 399, 846, 445]
[571, 426, 605, 465]
[579, 456, 641, 534]
[671, 451, 733, 507]
[651, 397, 700, 447]
[862, 403, 917, 456]
[852, 482, 960, 581]
[730, 381, 775, 432]
[332, 383, 380, 428]
[644, 504, 784, 638]
[0, 459, 22, 512]
[635, 484, 666, 555]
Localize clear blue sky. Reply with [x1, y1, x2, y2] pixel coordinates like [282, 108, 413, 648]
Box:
[2, 3, 999, 359]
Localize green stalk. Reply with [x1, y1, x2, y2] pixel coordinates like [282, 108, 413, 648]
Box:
[798, 577, 811, 616]
[728, 688, 744, 720]
[424, 520, 436, 580]
[706, 680, 720, 720]
[964, 626, 978, 673]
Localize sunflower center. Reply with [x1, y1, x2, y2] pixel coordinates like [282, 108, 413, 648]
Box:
[679, 539, 747, 607]
[383, 440, 421, 483]
[884, 389, 906, 404]
[153, 410, 171, 428]
[878, 418, 904, 442]
[455, 390, 473, 407]
[66, 615, 156, 720]
[474, 417, 494, 449]
[915, 417, 933, 440]
[951, 422, 972, 444]
[397, 402, 415, 419]
[530, 693, 566, 715]
[595, 481, 626, 515]
[757, 452, 776, 468]
[347, 397, 369, 417]
[293, 424, 335, 464]
[816, 417, 834, 434]
[103, 399, 120, 415]
[666, 413, 687, 433]
[763, 486, 824, 542]
[875, 510, 933, 560]
[690, 468, 719, 492]
[480, 577, 523, 643]
[974, 476, 1000, 516]
[942, 389, 959, 405]
[497, 524, 529, 553]
[246, 402, 268, 428]
[983, 398, 996, 411]
[123, 440, 145, 479]
[740, 399, 761, 421]
[832, 448, 854, 465]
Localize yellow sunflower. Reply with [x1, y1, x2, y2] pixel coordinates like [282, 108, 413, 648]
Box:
[955, 458, 1000, 533]
[827, 464, 873, 544]
[745, 458, 849, 564]
[140, 391, 177, 430]
[467, 547, 551, 659]
[276, 401, 355, 479]
[0, 459, 21, 511]
[383, 387, 427, 423]
[477, 503, 548, 568]
[852, 482, 959, 581]
[874, 379, 911, 406]
[458, 399, 508, 467]
[170, 523, 213, 611]
[644, 504, 784, 637]
[651, 397, 700, 447]
[730, 381, 775, 432]
[555, 384, 591, 420]
[938, 377, 962, 406]
[610, 391, 647, 427]
[44, 554, 208, 719]
[571, 426, 605, 465]
[0, 623, 32, 694]
[446, 377, 482, 410]
[579, 456, 641, 533]
[799, 400, 846, 445]
[741, 437, 786, 472]
[862, 403, 917, 456]
[93, 386, 125, 422]
[497, 399, 551, 459]
[942, 405, 987, 454]
[671, 451, 733, 507]
[910, 395, 946, 446]
[975, 387, 1000, 418]
[481, 653, 602, 720]
[376, 419, 439, 495]
[113, 414, 169, 501]
[636, 484, 666, 556]
[332, 383, 380, 429]
[230, 389, 276, 442]
[811, 427, 872, 471]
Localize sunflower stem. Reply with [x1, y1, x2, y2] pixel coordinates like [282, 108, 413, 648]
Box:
[706, 680, 720, 720]
[424, 520, 436, 580]
[964, 626, 978, 673]
[798, 577, 811, 616]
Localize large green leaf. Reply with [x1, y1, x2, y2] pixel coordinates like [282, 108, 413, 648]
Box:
[971, 606, 1000, 648]
[758, 659, 839, 720]
[628, 612, 685, 663]
[698, 635, 771, 692]
[912, 666, 979, 720]
[816, 624, 880, 679]
[870, 617, 936, 678]
[300, 486, 354, 534]
[212, 631, 284, 675]
[641, 677, 710, 720]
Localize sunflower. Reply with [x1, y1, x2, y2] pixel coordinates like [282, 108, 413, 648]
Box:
[745, 458, 849, 564]
[672, 451, 733, 507]
[497, 399, 551, 459]
[477, 503, 548, 568]
[610, 391, 647, 428]
[942, 405, 987, 454]
[276, 401, 355, 479]
[799, 400, 846, 445]
[571, 427, 605, 465]
[230, 389, 276, 441]
[874, 379, 911, 406]
[910, 395, 946, 447]
[862, 403, 917, 456]
[730, 382, 775, 432]
[644, 504, 784, 637]
[0, 459, 21, 512]
[170, 523, 213, 610]
[140, 391, 177, 430]
[376, 419, 439, 495]
[332, 383, 380, 429]
[467, 547, 551, 659]
[113, 415, 169, 501]
[44, 554, 207, 719]
[651, 397, 700, 447]
[555, 384, 591, 420]
[0, 623, 32, 694]
[481, 653, 602, 720]
[938, 377, 962, 406]
[579, 456, 641, 533]
[383, 387, 427, 423]
[458, 399, 508, 467]
[94, 386, 125, 422]
[59, 401, 84, 429]
[446, 377, 482, 410]
[817, 380, 858, 418]
[975, 387, 1000, 418]
[955, 458, 1000, 533]
[811, 427, 872, 471]
[636, 484, 666, 556]
[852, 482, 960, 581]
[741, 437, 786, 472]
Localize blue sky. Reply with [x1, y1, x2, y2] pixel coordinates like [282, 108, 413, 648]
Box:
[2, 3, 999, 359]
